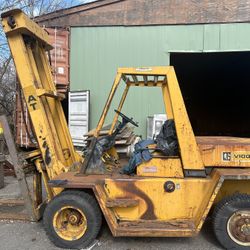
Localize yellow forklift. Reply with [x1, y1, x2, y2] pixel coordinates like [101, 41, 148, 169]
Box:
[1, 9, 250, 250]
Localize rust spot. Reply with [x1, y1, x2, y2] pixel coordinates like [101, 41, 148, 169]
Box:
[45, 147, 51, 165]
[41, 139, 51, 165]
[115, 181, 157, 220]
[42, 141, 46, 148]
[63, 148, 71, 160]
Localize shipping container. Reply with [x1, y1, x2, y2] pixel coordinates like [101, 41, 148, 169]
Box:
[46, 28, 70, 93]
[15, 27, 70, 147]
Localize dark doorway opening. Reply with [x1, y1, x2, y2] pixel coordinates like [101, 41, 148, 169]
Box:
[61, 97, 68, 123]
[170, 52, 250, 137]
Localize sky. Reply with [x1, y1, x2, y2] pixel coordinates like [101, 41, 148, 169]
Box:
[80, 0, 95, 2]
[77, 0, 96, 4]
[31, 0, 97, 16]
[0, 0, 97, 62]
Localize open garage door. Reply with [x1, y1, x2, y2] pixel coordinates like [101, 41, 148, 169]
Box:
[170, 52, 250, 137]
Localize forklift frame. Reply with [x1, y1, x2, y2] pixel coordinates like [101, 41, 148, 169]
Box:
[2, 9, 250, 250]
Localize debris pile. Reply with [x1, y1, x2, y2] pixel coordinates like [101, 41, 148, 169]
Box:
[84, 123, 139, 155]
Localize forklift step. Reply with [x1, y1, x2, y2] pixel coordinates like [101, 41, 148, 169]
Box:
[116, 220, 196, 237]
[106, 198, 139, 208]
[119, 220, 195, 229]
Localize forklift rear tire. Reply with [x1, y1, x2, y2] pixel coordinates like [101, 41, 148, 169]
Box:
[213, 193, 250, 250]
[43, 190, 102, 249]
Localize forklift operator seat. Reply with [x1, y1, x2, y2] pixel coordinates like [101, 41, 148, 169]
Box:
[121, 119, 179, 174]
[154, 119, 179, 156]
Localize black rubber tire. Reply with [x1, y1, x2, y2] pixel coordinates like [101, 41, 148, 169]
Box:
[43, 190, 102, 249]
[213, 193, 250, 250]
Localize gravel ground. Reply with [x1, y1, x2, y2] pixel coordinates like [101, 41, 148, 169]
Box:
[0, 177, 223, 250]
[0, 219, 223, 250]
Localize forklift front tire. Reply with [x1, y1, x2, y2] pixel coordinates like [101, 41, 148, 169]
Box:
[213, 194, 250, 250]
[43, 190, 102, 249]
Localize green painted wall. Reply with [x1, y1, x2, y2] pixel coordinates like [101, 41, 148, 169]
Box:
[70, 23, 250, 137]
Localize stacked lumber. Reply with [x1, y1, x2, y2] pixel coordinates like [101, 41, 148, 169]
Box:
[84, 123, 139, 155]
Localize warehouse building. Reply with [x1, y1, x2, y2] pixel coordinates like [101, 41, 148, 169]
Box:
[18, 0, 250, 147]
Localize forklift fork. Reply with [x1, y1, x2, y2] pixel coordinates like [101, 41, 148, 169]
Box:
[0, 115, 42, 221]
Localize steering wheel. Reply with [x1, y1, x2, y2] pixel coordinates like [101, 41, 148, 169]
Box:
[114, 109, 138, 127]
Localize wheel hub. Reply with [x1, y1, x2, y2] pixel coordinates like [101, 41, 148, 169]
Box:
[53, 206, 87, 241]
[241, 224, 250, 235]
[68, 213, 81, 225]
[227, 210, 250, 246]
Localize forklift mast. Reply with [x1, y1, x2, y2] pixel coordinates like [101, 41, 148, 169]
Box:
[1, 10, 82, 186]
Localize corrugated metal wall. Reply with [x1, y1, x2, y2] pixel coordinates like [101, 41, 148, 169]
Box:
[70, 23, 250, 136]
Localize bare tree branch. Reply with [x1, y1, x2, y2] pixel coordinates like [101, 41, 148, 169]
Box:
[0, 56, 12, 84]
[0, 0, 87, 126]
